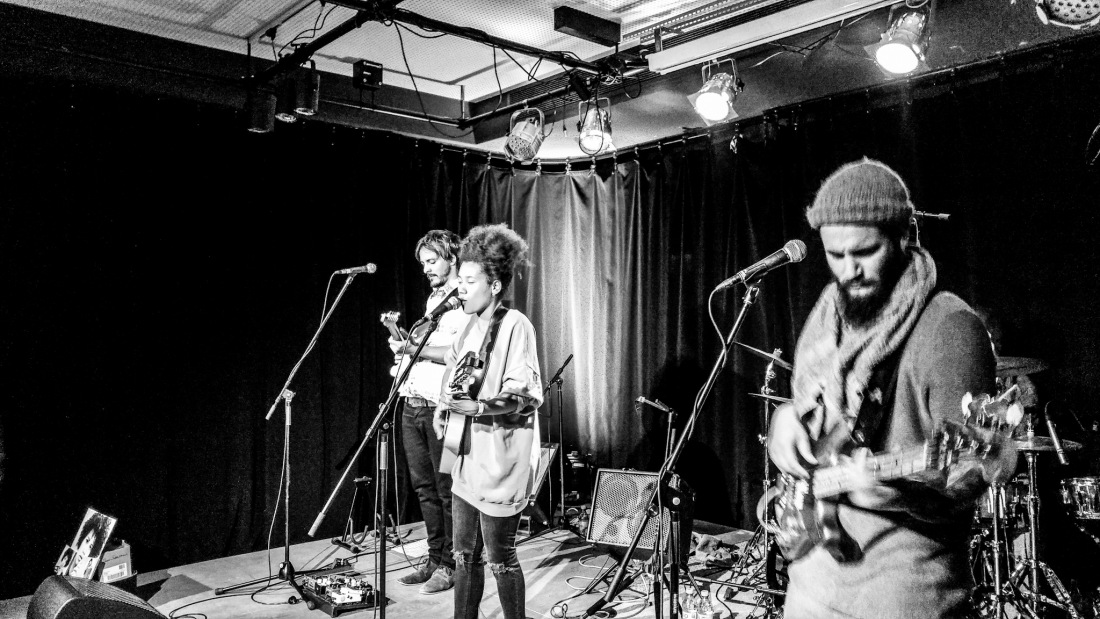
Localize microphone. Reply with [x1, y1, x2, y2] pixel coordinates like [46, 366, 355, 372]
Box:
[636, 396, 672, 414]
[545, 354, 574, 389]
[335, 263, 378, 275]
[421, 288, 462, 322]
[715, 240, 807, 291]
[1044, 403, 1069, 466]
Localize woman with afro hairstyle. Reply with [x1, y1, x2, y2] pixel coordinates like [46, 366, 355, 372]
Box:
[433, 223, 543, 619]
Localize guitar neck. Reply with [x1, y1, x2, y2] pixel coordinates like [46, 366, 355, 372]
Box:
[811, 445, 932, 499]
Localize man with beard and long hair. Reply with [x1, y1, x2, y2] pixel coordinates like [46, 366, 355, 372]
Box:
[768, 159, 1013, 618]
[389, 230, 466, 595]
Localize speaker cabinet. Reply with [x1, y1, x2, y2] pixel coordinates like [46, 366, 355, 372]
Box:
[586, 468, 692, 561]
[28, 576, 164, 619]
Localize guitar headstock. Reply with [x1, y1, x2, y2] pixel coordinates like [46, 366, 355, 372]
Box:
[380, 311, 400, 326]
[932, 393, 1019, 483]
[961, 391, 1025, 434]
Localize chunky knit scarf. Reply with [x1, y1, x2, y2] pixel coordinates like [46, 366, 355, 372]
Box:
[791, 247, 937, 439]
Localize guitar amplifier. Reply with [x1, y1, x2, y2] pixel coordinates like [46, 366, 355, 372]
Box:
[586, 469, 692, 562]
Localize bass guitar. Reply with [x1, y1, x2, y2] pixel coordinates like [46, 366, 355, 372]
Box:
[760, 394, 1018, 563]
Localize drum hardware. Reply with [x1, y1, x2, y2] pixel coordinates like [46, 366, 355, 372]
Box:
[1062, 477, 1100, 521]
[995, 357, 1050, 378]
[734, 341, 793, 372]
[747, 392, 792, 405]
[973, 412, 1088, 619]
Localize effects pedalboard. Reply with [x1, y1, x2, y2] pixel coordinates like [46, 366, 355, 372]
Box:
[300, 569, 389, 617]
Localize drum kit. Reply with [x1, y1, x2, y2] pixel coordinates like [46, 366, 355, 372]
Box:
[971, 356, 1099, 619]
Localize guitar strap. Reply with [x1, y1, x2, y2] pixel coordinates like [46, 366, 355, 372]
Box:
[465, 304, 510, 400]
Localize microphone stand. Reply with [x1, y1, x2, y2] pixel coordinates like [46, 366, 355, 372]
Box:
[518, 354, 576, 545]
[583, 281, 763, 618]
[305, 314, 441, 617]
[216, 272, 362, 599]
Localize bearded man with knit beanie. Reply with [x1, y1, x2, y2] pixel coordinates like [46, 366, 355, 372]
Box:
[769, 158, 1008, 618]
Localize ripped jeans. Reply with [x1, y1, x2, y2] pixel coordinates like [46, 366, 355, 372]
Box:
[451, 494, 525, 619]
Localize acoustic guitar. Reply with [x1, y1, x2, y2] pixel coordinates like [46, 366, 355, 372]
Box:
[438, 350, 486, 473]
[437, 305, 509, 474]
[760, 393, 1018, 563]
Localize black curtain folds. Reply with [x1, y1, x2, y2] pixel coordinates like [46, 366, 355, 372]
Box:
[2, 45, 1100, 598]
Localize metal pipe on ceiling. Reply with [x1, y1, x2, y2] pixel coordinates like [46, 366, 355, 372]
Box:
[324, 0, 604, 75]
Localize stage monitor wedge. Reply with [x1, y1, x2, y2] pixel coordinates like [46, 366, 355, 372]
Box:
[28, 576, 165, 619]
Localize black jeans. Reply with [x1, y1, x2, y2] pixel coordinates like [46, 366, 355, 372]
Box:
[401, 400, 454, 569]
[452, 494, 525, 619]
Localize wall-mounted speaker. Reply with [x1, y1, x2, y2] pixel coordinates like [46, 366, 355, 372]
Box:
[28, 576, 164, 619]
[585, 468, 692, 561]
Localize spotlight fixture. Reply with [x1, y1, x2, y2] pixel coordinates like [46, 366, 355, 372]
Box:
[295, 61, 321, 116]
[577, 97, 613, 155]
[1035, 0, 1100, 29]
[504, 107, 546, 162]
[275, 77, 298, 123]
[866, 3, 932, 76]
[246, 89, 276, 133]
[688, 59, 743, 126]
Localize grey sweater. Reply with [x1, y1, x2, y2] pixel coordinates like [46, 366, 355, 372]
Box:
[783, 291, 996, 619]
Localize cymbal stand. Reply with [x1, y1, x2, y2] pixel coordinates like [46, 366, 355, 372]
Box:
[723, 355, 783, 618]
[1012, 416, 1082, 619]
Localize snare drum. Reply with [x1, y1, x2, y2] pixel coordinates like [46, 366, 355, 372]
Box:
[1062, 477, 1100, 520]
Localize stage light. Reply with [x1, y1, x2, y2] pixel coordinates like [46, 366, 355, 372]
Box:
[246, 89, 276, 133]
[275, 78, 298, 123]
[866, 4, 931, 75]
[577, 98, 613, 155]
[295, 61, 320, 116]
[504, 107, 546, 162]
[688, 59, 743, 125]
[1035, 0, 1100, 29]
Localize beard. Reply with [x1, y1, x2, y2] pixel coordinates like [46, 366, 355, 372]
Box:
[837, 251, 908, 328]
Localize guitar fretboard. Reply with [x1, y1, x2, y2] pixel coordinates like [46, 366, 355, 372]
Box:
[811, 445, 934, 499]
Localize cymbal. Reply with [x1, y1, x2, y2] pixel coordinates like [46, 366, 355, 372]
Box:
[734, 341, 793, 372]
[749, 392, 793, 405]
[996, 356, 1049, 378]
[1013, 436, 1082, 452]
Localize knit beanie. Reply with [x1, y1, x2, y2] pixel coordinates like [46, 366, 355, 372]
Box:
[806, 158, 914, 229]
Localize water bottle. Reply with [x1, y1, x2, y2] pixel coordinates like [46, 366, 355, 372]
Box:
[681, 590, 698, 619]
[696, 589, 714, 618]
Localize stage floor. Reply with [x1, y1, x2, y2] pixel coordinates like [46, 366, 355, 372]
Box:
[4, 523, 778, 619]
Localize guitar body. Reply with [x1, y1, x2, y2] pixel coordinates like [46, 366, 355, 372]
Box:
[762, 406, 1012, 565]
[766, 425, 863, 563]
[439, 350, 485, 474]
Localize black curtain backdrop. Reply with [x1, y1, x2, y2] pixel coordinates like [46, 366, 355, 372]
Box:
[2, 44, 1100, 599]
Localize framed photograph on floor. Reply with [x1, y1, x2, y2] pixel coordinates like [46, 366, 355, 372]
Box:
[64, 507, 118, 579]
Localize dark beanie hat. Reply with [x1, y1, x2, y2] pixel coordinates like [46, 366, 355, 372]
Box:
[806, 158, 914, 229]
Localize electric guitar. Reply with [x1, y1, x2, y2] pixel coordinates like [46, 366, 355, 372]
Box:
[380, 311, 409, 377]
[438, 350, 486, 473]
[760, 394, 1018, 563]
